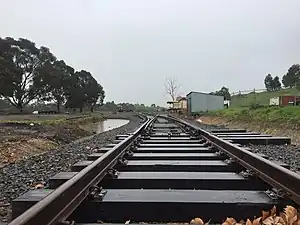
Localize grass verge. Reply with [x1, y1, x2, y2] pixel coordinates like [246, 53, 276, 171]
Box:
[207, 106, 300, 128]
[0, 113, 104, 126]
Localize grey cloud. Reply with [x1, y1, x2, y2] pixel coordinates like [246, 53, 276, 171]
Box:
[1, 0, 300, 106]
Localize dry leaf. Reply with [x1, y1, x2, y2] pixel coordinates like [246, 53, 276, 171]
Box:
[246, 219, 253, 225]
[222, 217, 237, 225]
[293, 218, 300, 225]
[252, 217, 262, 225]
[262, 211, 270, 221]
[270, 206, 277, 216]
[191, 218, 204, 224]
[284, 206, 298, 225]
[280, 212, 288, 224]
[188, 205, 300, 225]
[263, 216, 285, 225]
[274, 216, 286, 225]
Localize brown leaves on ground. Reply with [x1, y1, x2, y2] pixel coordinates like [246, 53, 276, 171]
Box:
[190, 205, 300, 225]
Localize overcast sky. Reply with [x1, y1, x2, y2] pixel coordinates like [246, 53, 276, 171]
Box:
[1, 0, 300, 106]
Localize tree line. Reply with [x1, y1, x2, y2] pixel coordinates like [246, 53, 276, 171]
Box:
[264, 64, 300, 92]
[0, 37, 105, 112]
[100, 101, 165, 112]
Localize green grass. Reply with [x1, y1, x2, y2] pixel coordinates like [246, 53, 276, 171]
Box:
[208, 106, 300, 125]
[231, 88, 300, 107]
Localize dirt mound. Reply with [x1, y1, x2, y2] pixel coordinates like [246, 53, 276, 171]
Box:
[0, 122, 91, 167]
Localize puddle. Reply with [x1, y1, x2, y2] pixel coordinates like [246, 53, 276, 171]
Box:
[80, 119, 130, 134]
[95, 119, 129, 133]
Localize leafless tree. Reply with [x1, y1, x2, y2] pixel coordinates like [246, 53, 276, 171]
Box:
[164, 77, 180, 101]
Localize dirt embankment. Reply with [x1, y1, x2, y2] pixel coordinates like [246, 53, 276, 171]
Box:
[0, 115, 102, 167]
[198, 116, 300, 145]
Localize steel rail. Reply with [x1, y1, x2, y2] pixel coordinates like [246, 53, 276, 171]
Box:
[9, 115, 156, 225]
[163, 114, 300, 205]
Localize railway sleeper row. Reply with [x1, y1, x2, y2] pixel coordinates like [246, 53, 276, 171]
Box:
[11, 116, 295, 224]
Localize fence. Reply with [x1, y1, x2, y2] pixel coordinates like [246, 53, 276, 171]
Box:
[229, 87, 300, 108]
[231, 88, 268, 96]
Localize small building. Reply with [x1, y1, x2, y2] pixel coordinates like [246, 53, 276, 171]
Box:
[186, 91, 224, 115]
[166, 96, 187, 114]
[177, 96, 187, 110]
[269, 96, 300, 106]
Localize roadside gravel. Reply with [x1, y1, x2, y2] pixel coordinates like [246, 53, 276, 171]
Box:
[0, 114, 143, 222]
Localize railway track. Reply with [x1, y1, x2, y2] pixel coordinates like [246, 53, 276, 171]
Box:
[8, 115, 300, 225]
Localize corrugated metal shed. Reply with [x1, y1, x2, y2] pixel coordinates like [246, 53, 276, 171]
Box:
[186, 91, 224, 114]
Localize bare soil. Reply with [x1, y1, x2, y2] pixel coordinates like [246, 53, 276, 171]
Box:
[0, 114, 68, 121]
[198, 116, 300, 145]
[0, 117, 93, 167]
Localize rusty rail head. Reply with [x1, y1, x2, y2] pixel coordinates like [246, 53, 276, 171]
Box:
[9, 115, 156, 225]
[163, 114, 300, 205]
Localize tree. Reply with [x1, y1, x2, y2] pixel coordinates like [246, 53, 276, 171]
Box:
[77, 70, 105, 112]
[118, 103, 135, 112]
[36, 60, 74, 112]
[264, 74, 273, 91]
[282, 64, 300, 88]
[272, 76, 281, 91]
[0, 37, 55, 111]
[264, 74, 281, 91]
[65, 70, 105, 112]
[212, 86, 231, 100]
[0, 37, 105, 113]
[164, 77, 180, 101]
[102, 101, 118, 112]
[65, 73, 85, 112]
[85, 80, 105, 112]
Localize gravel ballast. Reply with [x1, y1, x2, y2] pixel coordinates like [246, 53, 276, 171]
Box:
[246, 144, 300, 172]
[181, 116, 300, 172]
[0, 114, 143, 222]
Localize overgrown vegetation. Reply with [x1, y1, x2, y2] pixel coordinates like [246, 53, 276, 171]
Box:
[0, 37, 105, 113]
[207, 106, 300, 126]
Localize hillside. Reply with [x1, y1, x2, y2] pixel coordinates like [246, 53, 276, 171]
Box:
[230, 88, 300, 107]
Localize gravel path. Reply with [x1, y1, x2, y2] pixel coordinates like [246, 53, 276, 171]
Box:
[0, 114, 143, 222]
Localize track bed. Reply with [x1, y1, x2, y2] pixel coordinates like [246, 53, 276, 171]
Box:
[9, 116, 299, 225]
